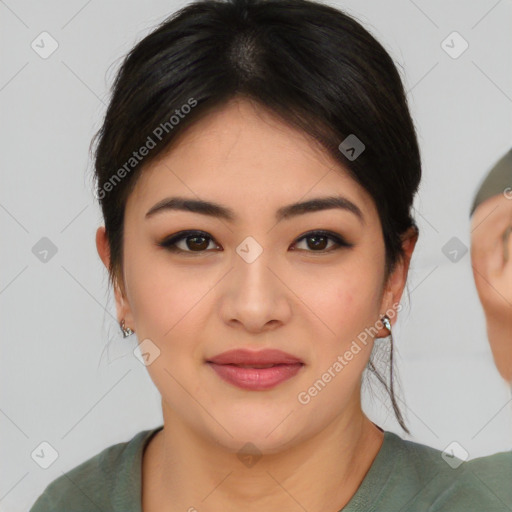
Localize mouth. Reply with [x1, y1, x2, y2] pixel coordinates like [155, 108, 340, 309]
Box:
[206, 349, 304, 390]
[206, 348, 303, 366]
[224, 363, 280, 368]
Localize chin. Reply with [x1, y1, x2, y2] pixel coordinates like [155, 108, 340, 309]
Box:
[202, 408, 306, 455]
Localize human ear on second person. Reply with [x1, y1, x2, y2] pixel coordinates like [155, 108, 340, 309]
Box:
[470, 149, 512, 384]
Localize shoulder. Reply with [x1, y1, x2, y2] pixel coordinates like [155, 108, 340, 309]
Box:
[29, 426, 162, 512]
[465, 450, 512, 506]
[353, 432, 508, 511]
[378, 432, 463, 496]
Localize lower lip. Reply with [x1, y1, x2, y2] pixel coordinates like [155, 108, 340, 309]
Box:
[207, 362, 303, 390]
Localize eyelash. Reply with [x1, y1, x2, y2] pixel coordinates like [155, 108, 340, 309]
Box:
[157, 229, 353, 255]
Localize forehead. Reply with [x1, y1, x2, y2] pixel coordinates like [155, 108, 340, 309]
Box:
[126, 97, 377, 223]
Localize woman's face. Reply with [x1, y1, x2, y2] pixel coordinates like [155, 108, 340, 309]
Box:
[97, 97, 413, 452]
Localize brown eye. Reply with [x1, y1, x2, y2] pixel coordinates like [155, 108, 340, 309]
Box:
[184, 235, 210, 251]
[299, 234, 330, 251]
[158, 231, 219, 253]
[292, 230, 352, 252]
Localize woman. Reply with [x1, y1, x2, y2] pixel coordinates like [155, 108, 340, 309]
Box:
[29, 0, 504, 510]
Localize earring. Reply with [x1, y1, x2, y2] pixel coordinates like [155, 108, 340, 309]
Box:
[120, 318, 134, 338]
[378, 314, 407, 432]
[382, 315, 392, 341]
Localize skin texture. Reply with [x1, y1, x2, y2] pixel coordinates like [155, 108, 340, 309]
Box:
[470, 192, 512, 383]
[96, 97, 417, 511]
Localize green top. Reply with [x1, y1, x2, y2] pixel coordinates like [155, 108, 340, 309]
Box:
[466, 450, 512, 507]
[29, 425, 509, 511]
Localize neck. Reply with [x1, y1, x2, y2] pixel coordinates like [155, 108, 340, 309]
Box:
[142, 401, 384, 512]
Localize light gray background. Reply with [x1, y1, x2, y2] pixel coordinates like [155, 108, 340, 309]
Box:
[1, 0, 511, 510]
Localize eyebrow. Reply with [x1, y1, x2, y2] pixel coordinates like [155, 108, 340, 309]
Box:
[145, 195, 365, 224]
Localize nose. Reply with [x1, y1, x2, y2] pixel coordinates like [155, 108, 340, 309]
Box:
[218, 241, 293, 334]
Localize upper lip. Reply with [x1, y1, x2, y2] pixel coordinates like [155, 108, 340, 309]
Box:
[207, 349, 303, 366]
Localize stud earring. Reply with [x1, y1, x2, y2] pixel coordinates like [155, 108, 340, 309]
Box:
[120, 318, 134, 338]
[382, 315, 392, 337]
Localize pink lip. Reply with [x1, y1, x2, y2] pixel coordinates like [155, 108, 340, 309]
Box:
[208, 348, 303, 366]
[206, 349, 304, 390]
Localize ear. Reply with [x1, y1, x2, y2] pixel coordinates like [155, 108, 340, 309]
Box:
[376, 226, 418, 337]
[95, 226, 134, 331]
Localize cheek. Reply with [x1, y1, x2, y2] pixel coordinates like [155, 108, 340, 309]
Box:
[303, 262, 382, 344]
[124, 245, 210, 340]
